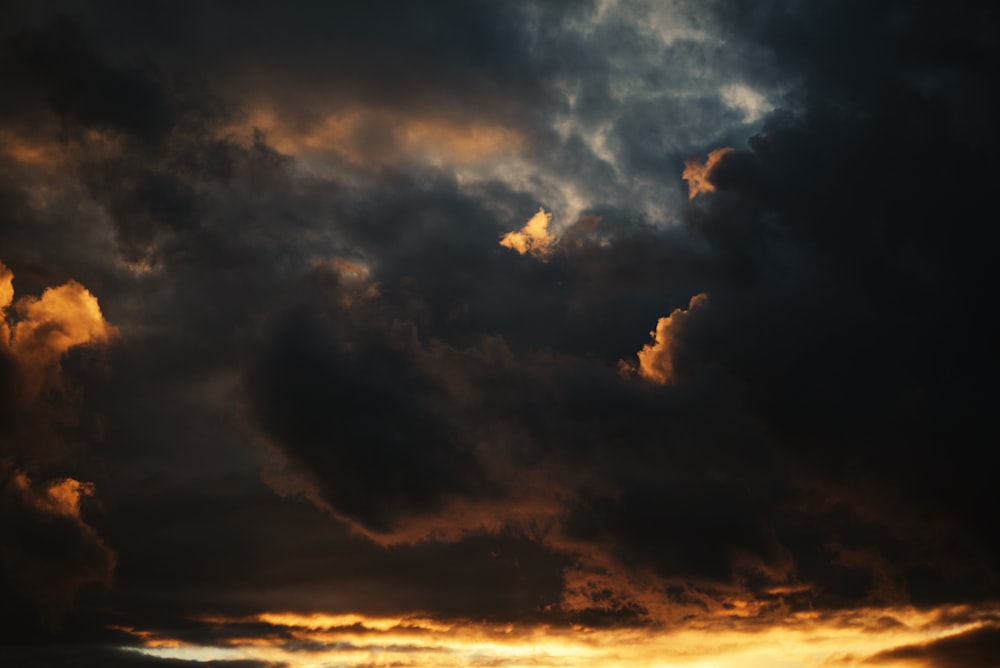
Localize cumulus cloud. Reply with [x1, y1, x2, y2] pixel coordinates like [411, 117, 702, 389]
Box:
[623, 292, 707, 384]
[0, 261, 117, 399]
[867, 624, 1000, 668]
[10, 281, 116, 369]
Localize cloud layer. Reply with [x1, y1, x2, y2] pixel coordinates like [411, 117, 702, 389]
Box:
[1, 1, 998, 666]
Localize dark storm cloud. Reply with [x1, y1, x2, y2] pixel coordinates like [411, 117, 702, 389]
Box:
[655, 0, 1000, 608]
[91, 0, 573, 117]
[564, 477, 784, 586]
[868, 624, 1000, 668]
[0, 465, 115, 626]
[0, 16, 173, 142]
[2, 0, 999, 663]
[1, 644, 286, 668]
[245, 270, 496, 534]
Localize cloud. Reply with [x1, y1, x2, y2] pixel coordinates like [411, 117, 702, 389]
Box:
[500, 207, 556, 258]
[14, 473, 95, 520]
[0, 465, 115, 620]
[682, 148, 733, 199]
[0, 263, 13, 309]
[243, 264, 499, 537]
[867, 624, 1000, 668]
[0, 261, 117, 399]
[9, 280, 117, 371]
[236, 107, 525, 169]
[624, 292, 707, 384]
[86, 603, 1000, 668]
[0, 261, 117, 628]
[2, 0, 1000, 663]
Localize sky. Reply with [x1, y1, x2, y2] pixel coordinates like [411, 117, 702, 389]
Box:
[1, 1, 999, 666]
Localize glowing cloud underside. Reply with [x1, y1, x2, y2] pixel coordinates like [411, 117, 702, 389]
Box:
[122, 605, 1000, 668]
[682, 147, 733, 199]
[500, 207, 556, 257]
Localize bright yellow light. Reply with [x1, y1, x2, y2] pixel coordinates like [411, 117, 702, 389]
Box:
[123, 604, 999, 668]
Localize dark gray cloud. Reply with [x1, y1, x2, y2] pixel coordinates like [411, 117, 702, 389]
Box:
[0, 0, 998, 663]
[868, 624, 1000, 668]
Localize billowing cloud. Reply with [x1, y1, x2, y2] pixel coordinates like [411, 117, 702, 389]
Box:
[500, 207, 556, 257]
[625, 292, 707, 384]
[2, 1, 1000, 665]
[0, 261, 117, 399]
[9, 280, 116, 370]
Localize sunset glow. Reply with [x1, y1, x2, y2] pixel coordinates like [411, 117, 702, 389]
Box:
[2, 3, 997, 667]
[122, 605, 999, 668]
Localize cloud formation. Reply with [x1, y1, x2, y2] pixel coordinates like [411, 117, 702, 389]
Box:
[626, 292, 708, 384]
[0, 261, 117, 631]
[500, 207, 557, 258]
[1, 0, 999, 665]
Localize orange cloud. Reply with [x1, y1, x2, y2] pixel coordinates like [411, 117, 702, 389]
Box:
[626, 293, 707, 384]
[0, 261, 118, 398]
[10, 280, 117, 367]
[10, 471, 96, 520]
[0, 131, 62, 169]
[500, 208, 556, 257]
[121, 603, 1000, 668]
[232, 107, 523, 167]
[683, 147, 733, 199]
[0, 263, 13, 343]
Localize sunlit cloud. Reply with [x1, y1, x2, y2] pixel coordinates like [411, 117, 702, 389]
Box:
[623, 292, 708, 384]
[0, 262, 14, 339]
[0, 260, 118, 398]
[683, 148, 733, 199]
[10, 471, 95, 520]
[500, 208, 556, 258]
[10, 280, 117, 366]
[121, 604, 1000, 668]
[231, 106, 524, 170]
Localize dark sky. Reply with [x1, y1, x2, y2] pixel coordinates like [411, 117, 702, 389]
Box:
[1, 1, 998, 666]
